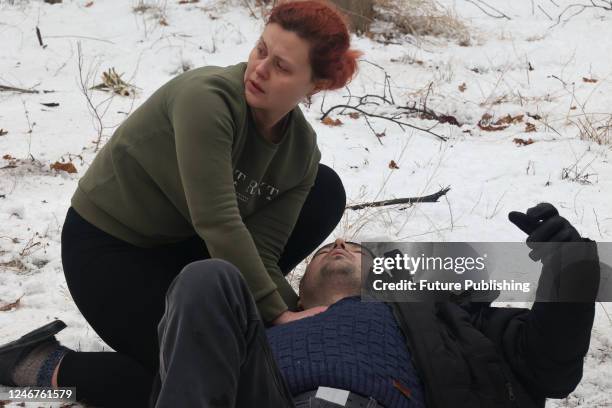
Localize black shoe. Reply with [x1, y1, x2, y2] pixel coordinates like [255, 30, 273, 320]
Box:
[0, 320, 67, 386]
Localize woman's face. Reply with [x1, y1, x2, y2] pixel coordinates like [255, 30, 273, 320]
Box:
[244, 23, 326, 111]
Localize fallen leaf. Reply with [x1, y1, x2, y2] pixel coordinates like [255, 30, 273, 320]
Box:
[513, 137, 534, 146]
[50, 161, 77, 173]
[388, 160, 400, 169]
[582, 77, 598, 83]
[84, 1, 94, 7]
[478, 113, 525, 131]
[2, 154, 13, 160]
[0, 129, 7, 136]
[41, 102, 59, 107]
[525, 122, 536, 132]
[458, 82, 467, 92]
[178, 0, 199, 3]
[495, 114, 524, 125]
[322, 117, 343, 127]
[159, 17, 169, 26]
[348, 112, 360, 119]
[528, 62, 534, 71]
[477, 113, 506, 131]
[438, 115, 460, 126]
[0, 296, 22, 312]
[570, 106, 577, 110]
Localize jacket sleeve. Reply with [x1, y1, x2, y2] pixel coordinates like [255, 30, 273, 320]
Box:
[495, 241, 600, 398]
[170, 76, 288, 322]
[498, 303, 594, 398]
[243, 150, 320, 313]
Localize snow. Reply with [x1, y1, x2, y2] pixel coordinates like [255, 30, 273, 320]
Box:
[0, 0, 611, 406]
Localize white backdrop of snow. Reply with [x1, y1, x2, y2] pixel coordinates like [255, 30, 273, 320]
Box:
[0, 0, 610, 406]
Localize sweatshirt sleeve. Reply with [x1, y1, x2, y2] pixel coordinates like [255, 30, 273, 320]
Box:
[169, 76, 288, 322]
[244, 145, 321, 315]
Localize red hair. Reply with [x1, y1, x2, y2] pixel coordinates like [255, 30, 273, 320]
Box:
[265, 0, 364, 91]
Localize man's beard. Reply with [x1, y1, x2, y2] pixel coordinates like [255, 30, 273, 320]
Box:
[318, 260, 361, 294]
[320, 259, 357, 278]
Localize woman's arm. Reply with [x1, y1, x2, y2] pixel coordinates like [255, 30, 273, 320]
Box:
[243, 151, 319, 312]
[170, 77, 290, 323]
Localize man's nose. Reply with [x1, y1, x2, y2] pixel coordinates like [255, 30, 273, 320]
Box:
[332, 238, 347, 249]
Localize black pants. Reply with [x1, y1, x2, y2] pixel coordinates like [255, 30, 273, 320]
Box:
[58, 164, 346, 407]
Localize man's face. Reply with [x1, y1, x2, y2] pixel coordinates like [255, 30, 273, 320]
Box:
[308, 239, 373, 276]
[244, 23, 321, 112]
[298, 239, 374, 309]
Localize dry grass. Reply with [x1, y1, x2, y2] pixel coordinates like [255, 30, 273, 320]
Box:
[373, 0, 471, 44]
[572, 114, 612, 146]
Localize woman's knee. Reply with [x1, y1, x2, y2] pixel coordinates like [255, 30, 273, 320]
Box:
[317, 164, 346, 206]
[312, 164, 346, 225]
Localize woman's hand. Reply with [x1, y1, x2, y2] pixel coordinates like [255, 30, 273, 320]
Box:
[272, 306, 328, 326]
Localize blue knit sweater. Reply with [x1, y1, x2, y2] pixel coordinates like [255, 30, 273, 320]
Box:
[265, 296, 425, 408]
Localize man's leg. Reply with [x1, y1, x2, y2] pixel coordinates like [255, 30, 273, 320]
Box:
[153, 259, 295, 408]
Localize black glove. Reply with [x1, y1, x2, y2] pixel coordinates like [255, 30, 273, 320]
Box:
[508, 202, 581, 262]
[508, 203, 599, 302]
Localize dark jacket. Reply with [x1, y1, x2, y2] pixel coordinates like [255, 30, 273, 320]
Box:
[387, 241, 599, 408]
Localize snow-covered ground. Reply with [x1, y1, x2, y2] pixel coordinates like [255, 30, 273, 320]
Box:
[0, 0, 611, 406]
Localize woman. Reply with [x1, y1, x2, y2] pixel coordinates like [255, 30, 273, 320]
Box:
[0, 0, 363, 406]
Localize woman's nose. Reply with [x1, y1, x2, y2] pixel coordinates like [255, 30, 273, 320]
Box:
[254, 60, 270, 79]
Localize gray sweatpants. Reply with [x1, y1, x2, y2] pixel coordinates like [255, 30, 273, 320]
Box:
[151, 259, 296, 408]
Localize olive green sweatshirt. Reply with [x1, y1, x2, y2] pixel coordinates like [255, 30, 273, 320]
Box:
[71, 61, 321, 322]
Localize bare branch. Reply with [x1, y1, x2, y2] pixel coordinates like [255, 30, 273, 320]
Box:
[347, 186, 451, 210]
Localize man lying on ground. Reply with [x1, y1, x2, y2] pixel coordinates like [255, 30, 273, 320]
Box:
[1, 203, 600, 408]
[149, 202, 600, 407]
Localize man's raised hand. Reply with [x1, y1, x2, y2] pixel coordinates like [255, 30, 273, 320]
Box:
[509, 202, 581, 262]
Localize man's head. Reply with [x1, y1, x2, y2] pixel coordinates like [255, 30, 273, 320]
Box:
[298, 238, 374, 310]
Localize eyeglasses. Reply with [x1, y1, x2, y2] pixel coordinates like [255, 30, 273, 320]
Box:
[312, 241, 376, 259]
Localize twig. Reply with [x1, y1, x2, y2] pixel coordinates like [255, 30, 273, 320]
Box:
[444, 193, 454, 231]
[346, 186, 451, 210]
[77, 42, 106, 152]
[538, 5, 553, 20]
[320, 104, 447, 141]
[0, 85, 39, 94]
[486, 189, 507, 219]
[242, 0, 257, 18]
[19, 238, 41, 257]
[44, 35, 116, 44]
[35, 26, 45, 48]
[465, 0, 511, 19]
[593, 208, 604, 239]
[551, 1, 612, 28]
[598, 302, 612, 326]
[21, 99, 34, 158]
